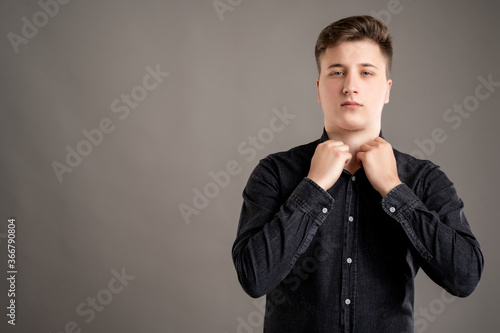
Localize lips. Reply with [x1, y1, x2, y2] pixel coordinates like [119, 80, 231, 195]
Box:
[341, 101, 362, 109]
[342, 101, 361, 106]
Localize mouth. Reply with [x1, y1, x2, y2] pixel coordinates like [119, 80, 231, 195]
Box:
[341, 101, 362, 109]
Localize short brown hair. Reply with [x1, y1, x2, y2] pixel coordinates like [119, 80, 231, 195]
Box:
[315, 15, 393, 77]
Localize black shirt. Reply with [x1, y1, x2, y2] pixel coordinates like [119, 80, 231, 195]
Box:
[232, 130, 484, 333]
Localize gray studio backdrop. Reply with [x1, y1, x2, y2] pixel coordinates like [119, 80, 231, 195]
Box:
[0, 0, 498, 332]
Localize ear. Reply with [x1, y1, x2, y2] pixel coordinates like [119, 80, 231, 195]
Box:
[316, 78, 321, 103]
[384, 79, 392, 104]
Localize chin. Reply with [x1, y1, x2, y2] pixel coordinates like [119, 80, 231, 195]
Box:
[340, 126, 363, 132]
[339, 120, 366, 132]
[325, 115, 368, 132]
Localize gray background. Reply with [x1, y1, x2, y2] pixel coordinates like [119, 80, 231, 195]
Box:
[0, 0, 498, 332]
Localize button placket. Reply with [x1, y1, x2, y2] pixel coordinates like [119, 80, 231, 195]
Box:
[341, 173, 358, 329]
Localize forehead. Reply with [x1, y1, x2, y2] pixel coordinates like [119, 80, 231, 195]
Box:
[321, 40, 386, 68]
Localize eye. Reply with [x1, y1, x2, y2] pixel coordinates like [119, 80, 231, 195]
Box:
[361, 71, 373, 76]
[329, 71, 343, 76]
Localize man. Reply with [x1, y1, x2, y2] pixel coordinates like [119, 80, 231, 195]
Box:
[232, 16, 484, 332]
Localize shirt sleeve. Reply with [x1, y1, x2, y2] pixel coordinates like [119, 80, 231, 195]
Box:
[381, 164, 484, 297]
[232, 158, 334, 298]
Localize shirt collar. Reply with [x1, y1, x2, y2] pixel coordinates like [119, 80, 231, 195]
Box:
[320, 128, 384, 142]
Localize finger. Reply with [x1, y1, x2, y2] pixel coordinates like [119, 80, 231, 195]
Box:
[374, 137, 386, 143]
[365, 140, 381, 148]
[344, 152, 352, 165]
[326, 140, 344, 146]
[336, 145, 350, 152]
[359, 143, 374, 152]
[356, 151, 365, 163]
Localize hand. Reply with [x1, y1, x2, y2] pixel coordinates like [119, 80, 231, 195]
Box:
[307, 140, 352, 190]
[356, 137, 402, 197]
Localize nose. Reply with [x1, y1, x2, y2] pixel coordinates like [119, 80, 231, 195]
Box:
[342, 73, 359, 95]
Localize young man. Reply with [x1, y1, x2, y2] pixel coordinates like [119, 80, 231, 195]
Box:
[232, 16, 484, 332]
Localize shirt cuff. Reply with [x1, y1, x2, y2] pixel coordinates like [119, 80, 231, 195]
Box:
[381, 183, 434, 262]
[289, 178, 335, 220]
[381, 183, 419, 222]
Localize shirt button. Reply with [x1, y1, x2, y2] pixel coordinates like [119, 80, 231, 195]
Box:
[389, 207, 396, 213]
[352, 176, 356, 181]
[348, 216, 354, 222]
[322, 207, 328, 214]
[345, 299, 351, 305]
[346, 258, 352, 264]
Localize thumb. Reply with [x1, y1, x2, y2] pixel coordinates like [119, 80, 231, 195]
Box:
[356, 151, 364, 164]
[345, 152, 353, 165]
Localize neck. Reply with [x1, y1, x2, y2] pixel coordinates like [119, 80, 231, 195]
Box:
[325, 126, 381, 174]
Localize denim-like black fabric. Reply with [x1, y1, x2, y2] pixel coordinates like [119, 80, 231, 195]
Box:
[232, 130, 484, 333]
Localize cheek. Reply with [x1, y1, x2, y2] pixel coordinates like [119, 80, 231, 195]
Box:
[371, 85, 388, 104]
[320, 82, 341, 98]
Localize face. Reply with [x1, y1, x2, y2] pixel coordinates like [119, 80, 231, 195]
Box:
[316, 39, 392, 135]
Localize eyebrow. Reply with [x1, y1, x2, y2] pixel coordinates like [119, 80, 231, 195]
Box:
[326, 63, 379, 70]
